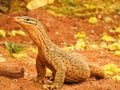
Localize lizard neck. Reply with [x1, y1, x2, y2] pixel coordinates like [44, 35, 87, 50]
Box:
[26, 22, 53, 52]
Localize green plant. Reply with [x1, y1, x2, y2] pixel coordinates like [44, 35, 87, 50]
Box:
[3, 41, 24, 54]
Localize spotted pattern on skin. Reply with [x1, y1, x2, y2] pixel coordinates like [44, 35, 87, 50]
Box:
[14, 16, 105, 90]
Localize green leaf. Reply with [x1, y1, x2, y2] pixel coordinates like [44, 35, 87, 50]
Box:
[3, 41, 24, 54]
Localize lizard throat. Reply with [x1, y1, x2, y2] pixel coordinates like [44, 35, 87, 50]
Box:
[25, 23, 52, 52]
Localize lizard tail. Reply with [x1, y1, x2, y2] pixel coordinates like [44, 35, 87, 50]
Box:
[88, 64, 105, 78]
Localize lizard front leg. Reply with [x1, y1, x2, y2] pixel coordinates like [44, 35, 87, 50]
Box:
[36, 54, 46, 84]
[44, 59, 66, 90]
[53, 69, 66, 89]
[44, 69, 66, 90]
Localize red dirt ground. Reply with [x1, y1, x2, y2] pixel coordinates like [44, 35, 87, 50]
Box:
[0, 8, 120, 90]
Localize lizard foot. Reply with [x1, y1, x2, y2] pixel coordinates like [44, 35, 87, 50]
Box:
[34, 76, 44, 84]
[43, 83, 61, 90]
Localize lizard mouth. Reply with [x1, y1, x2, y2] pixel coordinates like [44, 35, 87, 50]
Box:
[14, 16, 25, 23]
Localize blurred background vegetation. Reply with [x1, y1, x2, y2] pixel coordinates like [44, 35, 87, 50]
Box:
[0, 0, 120, 17]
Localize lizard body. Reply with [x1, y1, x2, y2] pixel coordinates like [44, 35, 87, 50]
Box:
[14, 16, 104, 90]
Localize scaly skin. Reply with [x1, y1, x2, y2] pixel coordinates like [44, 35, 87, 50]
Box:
[14, 16, 105, 90]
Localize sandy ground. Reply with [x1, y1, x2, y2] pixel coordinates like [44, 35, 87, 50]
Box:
[0, 8, 120, 90]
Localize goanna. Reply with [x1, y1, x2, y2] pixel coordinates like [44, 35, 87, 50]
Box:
[14, 16, 105, 90]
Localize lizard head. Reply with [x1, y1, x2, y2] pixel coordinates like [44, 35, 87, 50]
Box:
[14, 16, 38, 27]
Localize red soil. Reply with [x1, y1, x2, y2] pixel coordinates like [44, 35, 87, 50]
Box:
[0, 8, 120, 90]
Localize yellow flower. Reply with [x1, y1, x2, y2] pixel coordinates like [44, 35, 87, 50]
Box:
[108, 43, 120, 51]
[0, 30, 6, 37]
[114, 27, 120, 33]
[112, 75, 120, 82]
[75, 39, 86, 50]
[115, 51, 120, 57]
[12, 53, 27, 59]
[101, 33, 115, 42]
[74, 31, 87, 39]
[88, 17, 98, 24]
[103, 64, 120, 76]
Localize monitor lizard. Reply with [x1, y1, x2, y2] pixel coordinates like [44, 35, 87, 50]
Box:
[14, 16, 105, 90]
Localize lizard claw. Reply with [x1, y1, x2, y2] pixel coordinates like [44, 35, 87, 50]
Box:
[43, 84, 60, 90]
[34, 77, 44, 84]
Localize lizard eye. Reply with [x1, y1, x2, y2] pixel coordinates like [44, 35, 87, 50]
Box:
[14, 16, 37, 26]
[26, 18, 30, 21]
[24, 18, 37, 25]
